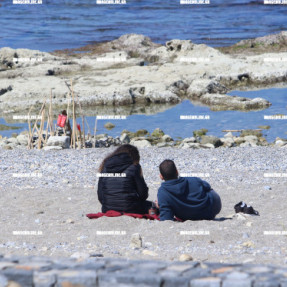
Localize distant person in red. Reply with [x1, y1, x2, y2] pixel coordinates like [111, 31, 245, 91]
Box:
[57, 110, 72, 136]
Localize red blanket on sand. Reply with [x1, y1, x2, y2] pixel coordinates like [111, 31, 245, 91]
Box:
[86, 210, 160, 220]
[86, 210, 183, 221]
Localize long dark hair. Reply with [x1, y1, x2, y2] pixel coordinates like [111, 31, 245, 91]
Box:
[98, 144, 140, 172]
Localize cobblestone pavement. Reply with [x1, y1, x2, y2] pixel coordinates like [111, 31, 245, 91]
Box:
[1, 255, 287, 287]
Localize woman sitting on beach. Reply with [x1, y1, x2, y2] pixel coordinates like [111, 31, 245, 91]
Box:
[97, 144, 152, 214]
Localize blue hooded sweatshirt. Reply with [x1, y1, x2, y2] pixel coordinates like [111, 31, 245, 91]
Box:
[157, 177, 213, 221]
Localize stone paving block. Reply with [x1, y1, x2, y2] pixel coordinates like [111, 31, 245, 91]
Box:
[190, 277, 221, 287]
[225, 271, 250, 280]
[98, 271, 162, 287]
[248, 267, 273, 274]
[211, 267, 234, 274]
[15, 262, 52, 272]
[222, 271, 253, 287]
[159, 270, 180, 278]
[2, 268, 33, 287]
[2, 256, 21, 263]
[280, 279, 287, 287]
[104, 262, 132, 272]
[274, 269, 287, 276]
[0, 274, 8, 287]
[165, 263, 195, 273]
[162, 276, 189, 287]
[103, 258, 129, 265]
[253, 280, 280, 287]
[222, 279, 252, 287]
[208, 263, 241, 269]
[6, 281, 21, 287]
[0, 262, 16, 270]
[182, 268, 211, 279]
[18, 256, 53, 264]
[72, 262, 106, 271]
[33, 270, 58, 287]
[170, 261, 200, 268]
[56, 270, 97, 287]
[133, 261, 167, 271]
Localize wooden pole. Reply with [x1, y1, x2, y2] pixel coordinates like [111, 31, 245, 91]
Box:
[85, 117, 91, 141]
[38, 108, 45, 149]
[65, 81, 86, 149]
[27, 106, 33, 149]
[44, 113, 49, 146]
[49, 89, 54, 135]
[93, 118, 97, 148]
[65, 92, 71, 137]
[28, 100, 46, 149]
[71, 80, 76, 149]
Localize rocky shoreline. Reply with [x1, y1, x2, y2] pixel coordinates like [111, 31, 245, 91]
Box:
[1, 255, 287, 287]
[0, 127, 287, 150]
[1, 32, 287, 116]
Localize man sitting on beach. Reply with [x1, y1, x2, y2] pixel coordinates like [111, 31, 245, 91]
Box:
[157, 159, 221, 221]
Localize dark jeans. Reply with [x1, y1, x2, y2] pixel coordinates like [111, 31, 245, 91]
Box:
[141, 200, 153, 214]
[210, 189, 222, 219]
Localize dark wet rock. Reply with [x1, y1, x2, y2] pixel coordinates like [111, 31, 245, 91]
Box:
[0, 85, 12, 96]
[207, 82, 228, 94]
[200, 136, 223, 148]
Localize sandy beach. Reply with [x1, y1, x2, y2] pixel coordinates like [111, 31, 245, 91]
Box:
[1, 146, 287, 265]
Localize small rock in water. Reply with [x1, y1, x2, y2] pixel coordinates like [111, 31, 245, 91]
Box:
[179, 254, 193, 262]
[104, 122, 115, 130]
[130, 233, 142, 249]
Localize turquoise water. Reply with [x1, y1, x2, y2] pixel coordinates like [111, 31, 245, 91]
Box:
[1, 87, 287, 142]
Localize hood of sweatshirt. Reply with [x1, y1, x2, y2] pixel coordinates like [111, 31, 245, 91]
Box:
[104, 153, 133, 173]
[161, 177, 189, 195]
[160, 176, 211, 205]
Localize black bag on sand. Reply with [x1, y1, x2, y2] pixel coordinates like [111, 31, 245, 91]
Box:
[234, 201, 259, 216]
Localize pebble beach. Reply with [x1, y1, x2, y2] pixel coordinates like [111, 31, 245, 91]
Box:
[1, 146, 287, 266]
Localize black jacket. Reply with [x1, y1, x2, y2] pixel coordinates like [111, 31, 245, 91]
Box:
[97, 153, 149, 213]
